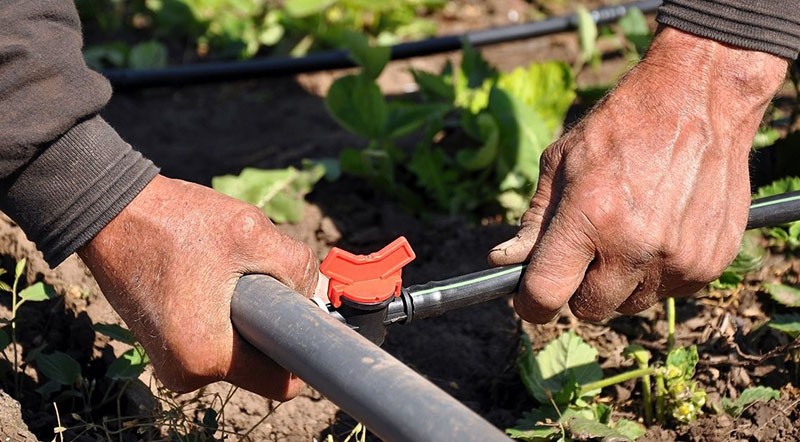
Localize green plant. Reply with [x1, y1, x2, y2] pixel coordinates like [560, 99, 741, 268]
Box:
[508, 332, 646, 441]
[755, 177, 800, 250]
[325, 37, 575, 220]
[0, 258, 57, 393]
[508, 298, 711, 440]
[79, 0, 444, 63]
[720, 386, 780, 417]
[280, 0, 445, 56]
[212, 160, 331, 224]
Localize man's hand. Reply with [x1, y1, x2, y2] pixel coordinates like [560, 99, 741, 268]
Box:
[78, 175, 319, 400]
[489, 27, 788, 323]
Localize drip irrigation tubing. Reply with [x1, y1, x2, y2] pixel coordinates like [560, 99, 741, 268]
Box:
[103, 0, 662, 89]
[386, 189, 800, 324]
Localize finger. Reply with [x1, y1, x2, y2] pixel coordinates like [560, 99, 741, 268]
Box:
[569, 258, 646, 322]
[515, 209, 595, 323]
[488, 171, 558, 266]
[616, 280, 705, 315]
[238, 214, 319, 297]
[226, 330, 307, 401]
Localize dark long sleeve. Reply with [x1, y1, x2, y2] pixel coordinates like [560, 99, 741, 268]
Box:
[657, 0, 800, 60]
[0, 0, 158, 266]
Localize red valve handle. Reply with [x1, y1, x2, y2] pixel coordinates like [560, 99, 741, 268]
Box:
[320, 237, 416, 308]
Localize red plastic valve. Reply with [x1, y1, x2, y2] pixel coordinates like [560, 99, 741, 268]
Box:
[320, 236, 416, 308]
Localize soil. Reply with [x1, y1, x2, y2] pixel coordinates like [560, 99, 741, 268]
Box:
[1, 1, 800, 441]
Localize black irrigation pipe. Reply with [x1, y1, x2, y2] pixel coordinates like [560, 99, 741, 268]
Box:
[231, 275, 510, 442]
[103, 0, 662, 89]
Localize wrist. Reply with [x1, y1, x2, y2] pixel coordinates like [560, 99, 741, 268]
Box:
[639, 26, 787, 106]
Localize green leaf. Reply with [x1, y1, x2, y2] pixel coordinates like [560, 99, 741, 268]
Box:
[457, 113, 500, 171]
[768, 313, 800, 338]
[408, 145, 457, 208]
[612, 419, 647, 441]
[83, 42, 129, 70]
[94, 323, 136, 346]
[506, 407, 562, 441]
[36, 352, 81, 386]
[385, 102, 449, 139]
[496, 61, 576, 135]
[460, 43, 497, 89]
[412, 69, 454, 101]
[618, 7, 651, 55]
[727, 230, 766, 274]
[665, 345, 699, 380]
[15, 258, 26, 281]
[202, 408, 219, 431]
[107, 347, 149, 380]
[35, 380, 63, 398]
[341, 31, 390, 79]
[753, 127, 781, 149]
[487, 87, 551, 220]
[283, 0, 336, 17]
[622, 344, 650, 366]
[764, 283, 800, 307]
[722, 386, 780, 417]
[755, 176, 800, 199]
[128, 41, 168, 69]
[567, 416, 639, 441]
[576, 6, 599, 68]
[19, 282, 56, 303]
[518, 331, 603, 406]
[325, 74, 388, 139]
[212, 164, 325, 224]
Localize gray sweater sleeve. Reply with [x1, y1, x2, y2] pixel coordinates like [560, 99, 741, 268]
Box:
[0, 0, 158, 266]
[657, 0, 800, 60]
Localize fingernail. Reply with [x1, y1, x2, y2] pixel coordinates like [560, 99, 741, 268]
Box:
[491, 237, 519, 254]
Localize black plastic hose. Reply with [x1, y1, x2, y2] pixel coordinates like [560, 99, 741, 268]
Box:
[231, 275, 509, 442]
[103, 0, 662, 89]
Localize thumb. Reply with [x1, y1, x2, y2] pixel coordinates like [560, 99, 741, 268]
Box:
[515, 209, 595, 323]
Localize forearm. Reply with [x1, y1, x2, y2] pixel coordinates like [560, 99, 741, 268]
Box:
[0, 1, 157, 266]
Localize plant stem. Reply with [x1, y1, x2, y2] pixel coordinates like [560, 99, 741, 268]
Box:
[11, 273, 20, 394]
[654, 371, 666, 424]
[666, 297, 675, 351]
[579, 367, 656, 397]
[640, 370, 653, 424]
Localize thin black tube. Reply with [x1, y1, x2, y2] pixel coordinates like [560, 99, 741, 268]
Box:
[103, 0, 662, 89]
[746, 189, 800, 229]
[391, 190, 800, 322]
[404, 265, 524, 321]
[231, 275, 510, 442]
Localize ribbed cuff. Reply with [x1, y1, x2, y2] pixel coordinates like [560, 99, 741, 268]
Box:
[657, 0, 800, 60]
[0, 116, 159, 266]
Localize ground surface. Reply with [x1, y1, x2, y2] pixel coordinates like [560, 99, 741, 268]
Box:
[1, 1, 799, 441]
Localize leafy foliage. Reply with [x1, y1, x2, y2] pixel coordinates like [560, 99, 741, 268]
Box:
[768, 313, 800, 339]
[518, 331, 603, 405]
[721, 386, 781, 417]
[212, 162, 328, 223]
[755, 177, 800, 250]
[662, 346, 707, 424]
[78, 0, 444, 64]
[325, 40, 575, 220]
[711, 230, 766, 290]
[764, 283, 800, 307]
[509, 332, 645, 441]
[35, 352, 82, 386]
